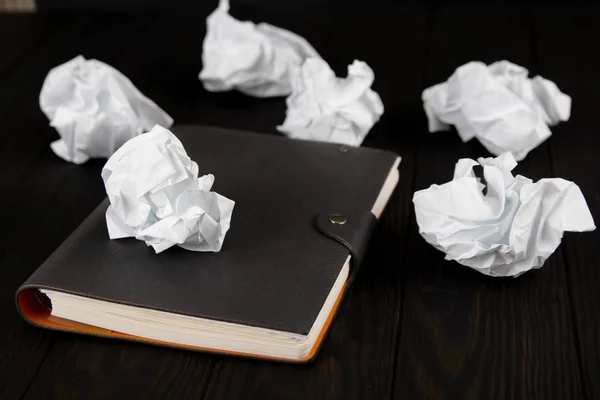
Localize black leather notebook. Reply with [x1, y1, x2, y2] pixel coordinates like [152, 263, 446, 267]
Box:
[16, 125, 400, 362]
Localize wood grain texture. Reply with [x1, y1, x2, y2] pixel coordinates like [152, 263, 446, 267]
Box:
[23, 339, 215, 399]
[393, 5, 584, 399]
[532, 5, 600, 399]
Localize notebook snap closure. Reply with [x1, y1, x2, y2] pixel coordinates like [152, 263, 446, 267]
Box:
[329, 214, 347, 225]
[339, 145, 350, 153]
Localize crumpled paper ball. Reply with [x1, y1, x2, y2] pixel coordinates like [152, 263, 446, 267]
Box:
[199, 0, 321, 97]
[101, 125, 235, 254]
[413, 152, 595, 277]
[39, 55, 173, 164]
[422, 60, 571, 161]
[276, 58, 384, 146]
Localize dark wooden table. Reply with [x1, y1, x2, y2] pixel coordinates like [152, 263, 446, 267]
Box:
[1, 4, 599, 399]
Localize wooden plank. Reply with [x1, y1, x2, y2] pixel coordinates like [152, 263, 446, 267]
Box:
[202, 6, 427, 400]
[532, 5, 600, 399]
[393, 5, 584, 399]
[23, 340, 215, 399]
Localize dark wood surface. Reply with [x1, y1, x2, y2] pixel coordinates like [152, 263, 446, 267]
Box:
[0, 4, 598, 399]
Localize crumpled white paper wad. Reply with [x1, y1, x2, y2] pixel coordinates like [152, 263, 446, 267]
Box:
[101, 125, 235, 254]
[413, 152, 595, 277]
[199, 0, 321, 97]
[422, 60, 571, 161]
[277, 58, 384, 146]
[40, 55, 173, 164]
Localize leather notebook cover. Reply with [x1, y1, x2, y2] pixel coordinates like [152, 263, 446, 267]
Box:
[16, 125, 400, 362]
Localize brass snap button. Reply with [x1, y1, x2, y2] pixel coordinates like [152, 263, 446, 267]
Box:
[329, 214, 347, 225]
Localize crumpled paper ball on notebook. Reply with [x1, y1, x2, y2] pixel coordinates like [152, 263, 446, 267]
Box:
[199, 0, 321, 97]
[413, 152, 595, 277]
[422, 60, 571, 161]
[39, 55, 173, 164]
[276, 58, 384, 146]
[101, 125, 235, 254]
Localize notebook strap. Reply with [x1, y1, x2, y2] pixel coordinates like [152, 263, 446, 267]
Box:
[315, 210, 379, 283]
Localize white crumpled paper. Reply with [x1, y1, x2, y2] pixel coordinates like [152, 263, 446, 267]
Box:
[413, 152, 595, 277]
[40, 55, 173, 164]
[422, 60, 571, 161]
[199, 0, 321, 97]
[101, 125, 235, 254]
[276, 58, 384, 146]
